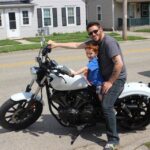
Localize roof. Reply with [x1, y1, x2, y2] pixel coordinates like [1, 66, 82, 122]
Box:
[116, 0, 150, 2]
[0, 1, 35, 8]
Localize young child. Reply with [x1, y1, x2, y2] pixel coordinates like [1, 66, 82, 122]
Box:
[71, 41, 104, 101]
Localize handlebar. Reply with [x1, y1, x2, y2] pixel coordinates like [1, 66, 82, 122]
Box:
[42, 45, 52, 56]
[39, 45, 74, 77]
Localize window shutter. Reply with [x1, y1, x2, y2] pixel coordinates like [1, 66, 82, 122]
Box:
[76, 7, 81, 25]
[37, 8, 42, 28]
[61, 7, 67, 26]
[52, 8, 58, 27]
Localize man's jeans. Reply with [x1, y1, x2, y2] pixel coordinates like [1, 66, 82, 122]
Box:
[101, 78, 126, 144]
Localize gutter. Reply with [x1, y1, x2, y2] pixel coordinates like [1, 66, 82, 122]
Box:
[0, 3, 36, 8]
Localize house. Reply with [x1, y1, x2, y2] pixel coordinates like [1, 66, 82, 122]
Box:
[86, 0, 150, 30]
[0, 0, 86, 39]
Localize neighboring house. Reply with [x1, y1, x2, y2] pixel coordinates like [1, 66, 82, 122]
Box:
[86, 0, 150, 30]
[0, 0, 86, 39]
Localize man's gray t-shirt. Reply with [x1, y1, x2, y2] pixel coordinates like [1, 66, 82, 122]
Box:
[98, 35, 127, 81]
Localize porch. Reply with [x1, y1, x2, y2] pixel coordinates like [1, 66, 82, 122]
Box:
[117, 0, 150, 30]
[118, 17, 150, 27]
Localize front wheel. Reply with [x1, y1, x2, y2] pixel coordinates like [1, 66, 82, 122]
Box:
[0, 99, 43, 130]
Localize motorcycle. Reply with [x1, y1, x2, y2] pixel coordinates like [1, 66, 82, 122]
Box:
[0, 40, 150, 144]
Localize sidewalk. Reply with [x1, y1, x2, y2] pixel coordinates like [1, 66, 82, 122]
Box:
[112, 31, 150, 39]
[73, 126, 150, 150]
[15, 39, 37, 44]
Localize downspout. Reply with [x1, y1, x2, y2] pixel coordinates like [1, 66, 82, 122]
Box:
[85, 0, 88, 25]
[112, 0, 115, 31]
[149, 2, 150, 25]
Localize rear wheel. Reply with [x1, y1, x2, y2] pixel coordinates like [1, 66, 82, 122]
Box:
[118, 95, 150, 130]
[0, 99, 43, 130]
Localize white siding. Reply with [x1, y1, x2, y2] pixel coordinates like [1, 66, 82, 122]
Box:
[0, 0, 86, 39]
[0, 0, 19, 1]
[34, 0, 86, 34]
[114, 2, 123, 29]
[19, 7, 38, 38]
[86, 0, 113, 30]
[0, 9, 7, 39]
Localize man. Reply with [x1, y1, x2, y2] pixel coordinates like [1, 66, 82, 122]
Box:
[48, 22, 127, 150]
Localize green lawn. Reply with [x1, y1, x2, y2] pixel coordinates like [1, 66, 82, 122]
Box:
[0, 39, 21, 46]
[144, 142, 150, 149]
[0, 44, 41, 53]
[114, 35, 146, 41]
[135, 29, 150, 32]
[25, 32, 89, 43]
[25, 32, 146, 43]
[0, 32, 147, 53]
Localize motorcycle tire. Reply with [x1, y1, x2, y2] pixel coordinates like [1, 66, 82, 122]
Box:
[0, 99, 43, 131]
[118, 95, 150, 130]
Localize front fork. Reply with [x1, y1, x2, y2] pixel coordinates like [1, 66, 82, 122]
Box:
[25, 79, 34, 92]
[25, 76, 47, 103]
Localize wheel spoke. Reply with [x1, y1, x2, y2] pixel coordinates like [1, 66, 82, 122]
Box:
[7, 117, 13, 123]
[22, 102, 27, 108]
[12, 106, 17, 111]
[17, 103, 23, 109]
[5, 114, 13, 119]
[143, 105, 148, 108]
[7, 110, 15, 113]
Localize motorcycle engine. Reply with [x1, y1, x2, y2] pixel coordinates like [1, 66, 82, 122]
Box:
[51, 90, 95, 125]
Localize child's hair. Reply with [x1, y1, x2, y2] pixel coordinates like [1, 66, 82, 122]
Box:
[85, 41, 99, 54]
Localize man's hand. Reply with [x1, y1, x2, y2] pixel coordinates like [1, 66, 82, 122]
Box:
[102, 81, 113, 94]
[48, 40, 56, 48]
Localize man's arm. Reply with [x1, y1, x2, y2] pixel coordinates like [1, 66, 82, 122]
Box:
[102, 55, 123, 94]
[48, 40, 86, 49]
[109, 55, 123, 84]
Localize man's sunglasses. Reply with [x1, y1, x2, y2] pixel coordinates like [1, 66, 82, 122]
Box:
[88, 29, 99, 36]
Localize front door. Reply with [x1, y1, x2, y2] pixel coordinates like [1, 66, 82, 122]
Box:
[6, 9, 20, 38]
[128, 3, 136, 18]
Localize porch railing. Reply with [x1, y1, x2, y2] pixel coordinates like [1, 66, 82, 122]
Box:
[118, 17, 150, 27]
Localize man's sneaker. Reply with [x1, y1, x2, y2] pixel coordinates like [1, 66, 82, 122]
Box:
[104, 143, 119, 150]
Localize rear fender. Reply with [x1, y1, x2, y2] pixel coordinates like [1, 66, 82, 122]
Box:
[10, 92, 41, 102]
[119, 82, 150, 98]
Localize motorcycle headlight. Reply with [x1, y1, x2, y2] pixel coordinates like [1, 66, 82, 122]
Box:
[30, 67, 38, 80]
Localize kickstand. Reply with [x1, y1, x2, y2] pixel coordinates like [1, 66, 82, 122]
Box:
[71, 125, 86, 145]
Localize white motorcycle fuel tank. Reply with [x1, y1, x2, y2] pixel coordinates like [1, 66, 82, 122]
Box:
[50, 74, 89, 91]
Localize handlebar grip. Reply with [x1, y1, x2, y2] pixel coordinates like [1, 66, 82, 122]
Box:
[42, 45, 52, 56]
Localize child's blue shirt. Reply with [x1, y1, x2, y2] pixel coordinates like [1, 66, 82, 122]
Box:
[87, 57, 103, 86]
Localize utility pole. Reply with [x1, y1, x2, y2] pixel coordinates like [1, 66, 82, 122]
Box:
[122, 0, 127, 40]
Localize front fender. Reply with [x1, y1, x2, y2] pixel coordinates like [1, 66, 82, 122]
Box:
[119, 82, 150, 98]
[11, 92, 41, 102]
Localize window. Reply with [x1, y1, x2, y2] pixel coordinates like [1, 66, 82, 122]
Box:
[97, 6, 102, 21]
[67, 7, 75, 25]
[62, 6, 80, 26]
[43, 8, 52, 26]
[141, 3, 149, 17]
[9, 12, 16, 29]
[22, 11, 29, 25]
[21, 9, 31, 26]
[0, 12, 2, 26]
